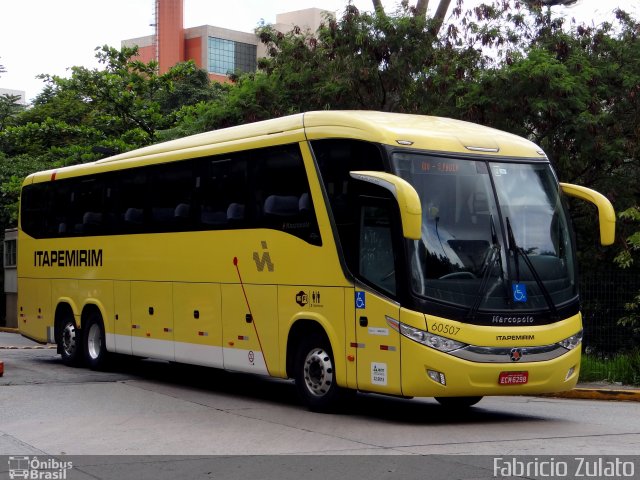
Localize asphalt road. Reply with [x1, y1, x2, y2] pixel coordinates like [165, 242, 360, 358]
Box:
[1, 332, 639, 479]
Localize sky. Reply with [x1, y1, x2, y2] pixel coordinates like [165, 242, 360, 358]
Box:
[0, 0, 638, 102]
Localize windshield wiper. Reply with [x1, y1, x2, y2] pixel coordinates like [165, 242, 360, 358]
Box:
[505, 217, 559, 320]
[466, 215, 506, 320]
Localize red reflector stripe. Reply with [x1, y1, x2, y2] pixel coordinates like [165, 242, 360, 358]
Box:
[198, 331, 208, 336]
[379, 345, 396, 351]
[238, 335, 249, 340]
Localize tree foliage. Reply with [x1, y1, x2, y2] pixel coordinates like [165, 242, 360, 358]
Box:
[0, 45, 220, 224]
[615, 206, 640, 332]
[0, 94, 24, 132]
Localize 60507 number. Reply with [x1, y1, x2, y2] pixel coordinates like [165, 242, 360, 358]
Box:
[431, 323, 460, 336]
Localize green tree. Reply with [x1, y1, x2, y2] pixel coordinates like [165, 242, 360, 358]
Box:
[0, 152, 49, 226]
[615, 206, 640, 334]
[171, 1, 496, 135]
[371, 0, 454, 31]
[456, 6, 640, 265]
[0, 94, 23, 132]
[40, 45, 171, 141]
[0, 46, 217, 228]
[0, 59, 25, 132]
[156, 61, 222, 115]
[2, 46, 218, 163]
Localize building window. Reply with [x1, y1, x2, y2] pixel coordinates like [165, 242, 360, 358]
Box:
[4, 239, 16, 267]
[208, 37, 256, 75]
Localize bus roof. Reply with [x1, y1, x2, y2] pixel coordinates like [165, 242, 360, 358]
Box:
[25, 111, 546, 184]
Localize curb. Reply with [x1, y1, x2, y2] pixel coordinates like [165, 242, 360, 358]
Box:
[0, 329, 55, 349]
[0, 345, 56, 350]
[541, 388, 640, 402]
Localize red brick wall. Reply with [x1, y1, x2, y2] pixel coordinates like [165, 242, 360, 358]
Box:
[158, 0, 184, 73]
[184, 36, 203, 69]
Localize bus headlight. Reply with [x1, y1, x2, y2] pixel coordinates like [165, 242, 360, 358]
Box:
[557, 330, 583, 350]
[388, 318, 466, 353]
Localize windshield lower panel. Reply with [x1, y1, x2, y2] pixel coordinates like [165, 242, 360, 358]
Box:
[392, 153, 578, 324]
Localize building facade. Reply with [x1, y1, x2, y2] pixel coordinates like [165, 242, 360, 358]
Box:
[3, 228, 17, 327]
[122, 0, 331, 82]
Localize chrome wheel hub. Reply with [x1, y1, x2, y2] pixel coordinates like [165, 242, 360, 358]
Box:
[87, 323, 102, 360]
[303, 348, 333, 397]
[61, 323, 77, 357]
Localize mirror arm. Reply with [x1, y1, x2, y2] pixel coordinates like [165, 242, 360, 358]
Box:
[560, 182, 616, 246]
[350, 171, 422, 240]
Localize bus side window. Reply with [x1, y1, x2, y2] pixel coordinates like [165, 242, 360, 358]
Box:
[148, 162, 195, 232]
[252, 145, 321, 245]
[117, 171, 148, 233]
[69, 177, 105, 235]
[199, 157, 248, 229]
[359, 203, 397, 296]
[311, 139, 386, 271]
[21, 182, 51, 239]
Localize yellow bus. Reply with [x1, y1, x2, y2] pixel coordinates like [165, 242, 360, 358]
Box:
[18, 111, 615, 410]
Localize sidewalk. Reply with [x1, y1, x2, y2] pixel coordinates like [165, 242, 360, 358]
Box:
[1, 328, 639, 400]
[541, 382, 640, 402]
[0, 328, 55, 348]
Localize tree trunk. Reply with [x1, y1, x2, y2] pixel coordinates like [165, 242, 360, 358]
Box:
[433, 0, 452, 25]
[371, 0, 451, 24]
[415, 0, 429, 16]
[372, 0, 385, 14]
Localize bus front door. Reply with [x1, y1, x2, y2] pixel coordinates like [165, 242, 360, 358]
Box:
[354, 289, 401, 394]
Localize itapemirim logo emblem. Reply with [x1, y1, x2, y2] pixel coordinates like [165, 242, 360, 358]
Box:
[252, 241, 274, 272]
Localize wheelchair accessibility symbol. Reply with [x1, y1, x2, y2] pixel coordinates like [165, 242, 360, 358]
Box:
[512, 283, 527, 303]
[355, 291, 366, 309]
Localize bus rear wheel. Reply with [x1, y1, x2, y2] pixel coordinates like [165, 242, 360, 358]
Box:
[83, 312, 109, 370]
[294, 334, 343, 412]
[58, 317, 82, 366]
[434, 396, 483, 408]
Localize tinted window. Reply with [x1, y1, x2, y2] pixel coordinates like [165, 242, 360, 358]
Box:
[20, 144, 321, 245]
[360, 204, 396, 295]
[311, 139, 386, 272]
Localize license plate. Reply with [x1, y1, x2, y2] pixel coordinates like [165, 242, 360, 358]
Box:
[499, 371, 529, 385]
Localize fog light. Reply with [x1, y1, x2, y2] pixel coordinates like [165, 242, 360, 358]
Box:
[565, 366, 576, 381]
[428, 369, 446, 385]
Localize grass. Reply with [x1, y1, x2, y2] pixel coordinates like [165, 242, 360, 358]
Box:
[579, 350, 640, 386]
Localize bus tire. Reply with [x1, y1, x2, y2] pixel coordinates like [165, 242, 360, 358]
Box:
[83, 312, 109, 370]
[58, 315, 83, 367]
[294, 333, 344, 412]
[434, 396, 483, 408]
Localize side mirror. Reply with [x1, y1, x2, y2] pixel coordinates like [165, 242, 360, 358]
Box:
[560, 183, 616, 246]
[350, 171, 422, 240]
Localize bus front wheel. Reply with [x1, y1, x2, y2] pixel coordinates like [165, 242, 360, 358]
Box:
[83, 312, 109, 370]
[294, 334, 343, 412]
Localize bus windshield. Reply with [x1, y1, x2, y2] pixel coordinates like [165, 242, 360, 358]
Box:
[392, 153, 577, 315]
